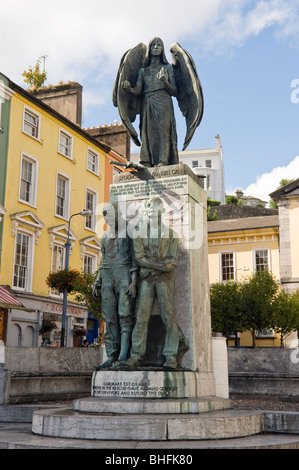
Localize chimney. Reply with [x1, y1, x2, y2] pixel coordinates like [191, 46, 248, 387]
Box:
[30, 82, 83, 126]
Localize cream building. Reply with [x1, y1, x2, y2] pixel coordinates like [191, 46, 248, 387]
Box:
[208, 214, 281, 347]
[270, 178, 299, 293]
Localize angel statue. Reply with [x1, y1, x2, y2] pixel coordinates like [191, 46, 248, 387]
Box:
[113, 37, 204, 167]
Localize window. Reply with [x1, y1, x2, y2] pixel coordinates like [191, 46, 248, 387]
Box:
[23, 107, 40, 139]
[206, 174, 211, 191]
[83, 254, 95, 274]
[205, 159, 212, 168]
[254, 249, 269, 272]
[221, 252, 235, 281]
[19, 154, 38, 206]
[13, 232, 32, 290]
[56, 174, 70, 219]
[85, 189, 96, 231]
[58, 129, 73, 158]
[192, 161, 198, 168]
[52, 245, 65, 273]
[87, 149, 99, 175]
[51, 245, 65, 296]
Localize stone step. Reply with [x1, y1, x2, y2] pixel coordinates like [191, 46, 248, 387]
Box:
[74, 395, 230, 414]
[32, 408, 264, 441]
[2, 422, 299, 449]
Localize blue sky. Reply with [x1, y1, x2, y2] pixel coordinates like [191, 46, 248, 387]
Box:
[2, 0, 299, 203]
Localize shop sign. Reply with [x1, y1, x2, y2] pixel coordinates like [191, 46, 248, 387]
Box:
[44, 302, 87, 317]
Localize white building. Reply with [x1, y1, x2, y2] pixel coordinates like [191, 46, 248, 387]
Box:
[130, 134, 225, 204]
[130, 135, 225, 204]
[178, 135, 225, 204]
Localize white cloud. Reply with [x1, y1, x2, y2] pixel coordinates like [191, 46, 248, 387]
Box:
[2, 1, 297, 85]
[240, 155, 299, 202]
[2, 0, 299, 127]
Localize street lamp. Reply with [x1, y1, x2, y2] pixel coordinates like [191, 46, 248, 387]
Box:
[60, 209, 92, 347]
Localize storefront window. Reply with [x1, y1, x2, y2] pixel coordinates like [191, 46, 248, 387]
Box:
[73, 317, 87, 347]
[40, 313, 61, 347]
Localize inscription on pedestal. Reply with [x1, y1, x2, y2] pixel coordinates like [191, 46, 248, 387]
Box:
[92, 370, 199, 399]
[110, 175, 188, 201]
[93, 380, 178, 398]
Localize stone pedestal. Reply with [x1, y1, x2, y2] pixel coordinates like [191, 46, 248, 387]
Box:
[109, 164, 216, 396]
[31, 164, 230, 442]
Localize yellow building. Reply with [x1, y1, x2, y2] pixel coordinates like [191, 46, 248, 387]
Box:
[208, 215, 283, 347]
[0, 73, 126, 347]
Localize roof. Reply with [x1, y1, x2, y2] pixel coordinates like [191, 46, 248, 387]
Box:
[0, 286, 35, 311]
[0, 72, 112, 155]
[208, 215, 279, 234]
[270, 178, 299, 200]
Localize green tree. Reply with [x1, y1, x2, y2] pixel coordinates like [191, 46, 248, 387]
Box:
[22, 59, 47, 90]
[269, 178, 295, 209]
[74, 271, 102, 325]
[210, 281, 244, 345]
[225, 195, 239, 205]
[272, 290, 299, 347]
[240, 270, 279, 347]
[207, 198, 220, 221]
[207, 205, 217, 221]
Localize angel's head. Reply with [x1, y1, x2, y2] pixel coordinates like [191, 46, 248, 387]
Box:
[145, 37, 168, 66]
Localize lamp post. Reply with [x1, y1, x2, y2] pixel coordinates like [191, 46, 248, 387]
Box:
[60, 209, 92, 347]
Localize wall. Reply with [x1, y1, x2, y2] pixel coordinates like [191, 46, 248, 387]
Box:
[228, 347, 299, 396]
[5, 346, 103, 403]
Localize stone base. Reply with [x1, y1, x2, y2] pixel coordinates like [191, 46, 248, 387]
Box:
[91, 369, 216, 400]
[32, 407, 263, 441]
[74, 395, 230, 414]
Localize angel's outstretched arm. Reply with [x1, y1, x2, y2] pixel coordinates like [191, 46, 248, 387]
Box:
[122, 69, 143, 96]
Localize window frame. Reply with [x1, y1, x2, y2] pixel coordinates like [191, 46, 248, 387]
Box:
[87, 148, 99, 176]
[85, 187, 97, 232]
[55, 172, 71, 221]
[253, 248, 270, 272]
[12, 230, 34, 292]
[219, 251, 236, 282]
[18, 153, 38, 207]
[58, 128, 73, 159]
[22, 106, 41, 141]
[50, 243, 66, 297]
[83, 253, 97, 274]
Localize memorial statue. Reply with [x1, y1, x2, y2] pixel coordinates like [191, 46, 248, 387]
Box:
[92, 203, 138, 369]
[113, 37, 204, 167]
[123, 197, 188, 369]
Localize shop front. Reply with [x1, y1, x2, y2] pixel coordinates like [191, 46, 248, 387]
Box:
[6, 292, 89, 347]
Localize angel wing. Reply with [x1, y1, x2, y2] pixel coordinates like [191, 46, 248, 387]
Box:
[170, 42, 204, 151]
[112, 43, 146, 147]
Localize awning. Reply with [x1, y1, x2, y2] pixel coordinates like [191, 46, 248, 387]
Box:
[0, 286, 35, 312]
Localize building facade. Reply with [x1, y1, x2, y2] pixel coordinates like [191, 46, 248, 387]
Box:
[270, 178, 299, 294]
[131, 135, 225, 204]
[178, 134, 225, 204]
[0, 73, 126, 347]
[208, 215, 282, 347]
